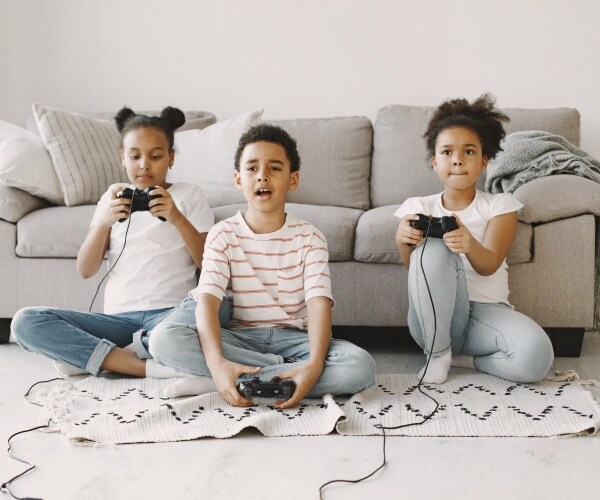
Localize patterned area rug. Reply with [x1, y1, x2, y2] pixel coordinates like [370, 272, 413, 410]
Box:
[38, 372, 600, 444]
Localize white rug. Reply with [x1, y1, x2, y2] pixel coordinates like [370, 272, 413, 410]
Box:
[38, 372, 600, 444]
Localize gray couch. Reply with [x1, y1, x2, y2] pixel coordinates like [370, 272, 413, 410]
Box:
[1, 105, 599, 355]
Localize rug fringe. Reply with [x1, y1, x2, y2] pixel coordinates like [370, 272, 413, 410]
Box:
[544, 369, 580, 382]
[580, 379, 600, 408]
[34, 380, 78, 426]
[70, 438, 117, 449]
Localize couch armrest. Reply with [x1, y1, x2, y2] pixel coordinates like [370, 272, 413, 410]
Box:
[513, 175, 600, 224]
[0, 185, 49, 223]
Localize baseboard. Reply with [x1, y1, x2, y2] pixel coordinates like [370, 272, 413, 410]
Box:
[0, 318, 11, 343]
[544, 328, 584, 357]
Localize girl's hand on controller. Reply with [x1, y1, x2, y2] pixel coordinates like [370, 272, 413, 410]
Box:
[147, 186, 181, 223]
[443, 213, 475, 254]
[396, 214, 424, 247]
[98, 183, 130, 227]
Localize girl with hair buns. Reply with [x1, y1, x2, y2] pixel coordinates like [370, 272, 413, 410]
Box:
[12, 107, 221, 378]
[394, 94, 554, 384]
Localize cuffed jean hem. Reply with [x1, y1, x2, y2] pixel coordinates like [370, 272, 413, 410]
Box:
[131, 329, 152, 359]
[86, 339, 115, 376]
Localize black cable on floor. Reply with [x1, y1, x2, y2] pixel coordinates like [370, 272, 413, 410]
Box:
[319, 221, 440, 498]
[2, 378, 62, 499]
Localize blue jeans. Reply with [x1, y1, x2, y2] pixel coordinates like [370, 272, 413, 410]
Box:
[149, 321, 376, 397]
[407, 238, 554, 383]
[12, 296, 231, 376]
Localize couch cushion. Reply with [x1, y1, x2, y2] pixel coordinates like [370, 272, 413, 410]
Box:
[0, 185, 49, 223]
[354, 205, 532, 265]
[167, 110, 263, 208]
[16, 205, 95, 257]
[270, 117, 372, 210]
[371, 105, 581, 208]
[0, 119, 63, 204]
[212, 203, 362, 262]
[513, 175, 600, 224]
[32, 105, 217, 206]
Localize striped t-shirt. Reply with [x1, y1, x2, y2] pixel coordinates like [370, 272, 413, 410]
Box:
[191, 211, 333, 331]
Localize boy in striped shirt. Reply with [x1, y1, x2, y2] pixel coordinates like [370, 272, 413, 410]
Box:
[150, 124, 375, 408]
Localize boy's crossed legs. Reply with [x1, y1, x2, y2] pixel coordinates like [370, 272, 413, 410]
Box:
[149, 323, 376, 399]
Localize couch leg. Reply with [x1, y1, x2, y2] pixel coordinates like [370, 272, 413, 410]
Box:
[544, 328, 584, 357]
[0, 318, 10, 344]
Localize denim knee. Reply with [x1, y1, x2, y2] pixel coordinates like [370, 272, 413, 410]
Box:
[353, 347, 377, 390]
[332, 343, 376, 393]
[517, 327, 554, 383]
[148, 322, 192, 364]
[11, 307, 44, 351]
[417, 238, 460, 274]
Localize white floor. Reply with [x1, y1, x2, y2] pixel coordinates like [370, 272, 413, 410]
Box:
[1, 331, 600, 500]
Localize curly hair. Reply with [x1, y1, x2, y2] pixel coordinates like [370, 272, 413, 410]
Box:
[234, 124, 301, 172]
[423, 94, 509, 160]
[115, 106, 186, 150]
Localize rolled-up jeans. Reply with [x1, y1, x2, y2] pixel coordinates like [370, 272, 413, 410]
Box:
[12, 296, 231, 376]
[407, 238, 554, 383]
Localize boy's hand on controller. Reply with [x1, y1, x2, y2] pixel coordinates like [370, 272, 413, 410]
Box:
[100, 183, 130, 227]
[275, 361, 323, 409]
[210, 358, 260, 407]
[147, 186, 182, 223]
[443, 213, 474, 254]
[396, 214, 424, 247]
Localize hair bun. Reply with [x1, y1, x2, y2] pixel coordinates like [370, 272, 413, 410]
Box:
[160, 106, 186, 131]
[115, 107, 136, 132]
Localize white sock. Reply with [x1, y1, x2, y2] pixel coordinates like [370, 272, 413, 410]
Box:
[161, 376, 218, 398]
[145, 359, 189, 379]
[418, 351, 451, 384]
[451, 354, 475, 369]
[53, 360, 87, 377]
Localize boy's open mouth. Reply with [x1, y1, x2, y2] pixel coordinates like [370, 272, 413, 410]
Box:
[255, 188, 272, 197]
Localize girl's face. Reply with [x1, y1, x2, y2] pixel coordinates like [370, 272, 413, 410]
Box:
[121, 126, 173, 189]
[432, 126, 488, 194]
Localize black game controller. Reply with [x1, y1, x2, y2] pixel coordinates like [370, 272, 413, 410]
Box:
[117, 187, 165, 222]
[236, 375, 296, 401]
[410, 213, 458, 238]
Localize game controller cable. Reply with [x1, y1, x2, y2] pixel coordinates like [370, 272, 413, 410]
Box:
[88, 196, 134, 312]
[2, 378, 60, 500]
[3, 198, 135, 498]
[319, 218, 442, 499]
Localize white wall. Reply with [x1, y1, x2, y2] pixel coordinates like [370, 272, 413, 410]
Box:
[2, 0, 600, 156]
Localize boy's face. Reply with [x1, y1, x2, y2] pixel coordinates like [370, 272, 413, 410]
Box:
[235, 140, 299, 216]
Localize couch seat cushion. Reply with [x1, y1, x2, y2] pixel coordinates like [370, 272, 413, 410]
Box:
[354, 205, 532, 265]
[213, 203, 362, 262]
[17, 205, 95, 257]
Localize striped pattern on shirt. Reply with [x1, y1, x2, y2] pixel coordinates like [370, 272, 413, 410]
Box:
[192, 211, 333, 330]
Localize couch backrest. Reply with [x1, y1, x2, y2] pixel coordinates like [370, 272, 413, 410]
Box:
[269, 117, 372, 211]
[370, 105, 581, 208]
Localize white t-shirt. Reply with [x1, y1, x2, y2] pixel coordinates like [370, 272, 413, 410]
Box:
[191, 211, 333, 331]
[393, 190, 523, 305]
[90, 182, 214, 314]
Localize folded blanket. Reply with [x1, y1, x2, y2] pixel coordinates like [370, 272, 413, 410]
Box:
[486, 131, 600, 193]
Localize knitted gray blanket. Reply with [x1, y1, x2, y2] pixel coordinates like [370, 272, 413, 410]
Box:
[486, 131, 600, 193]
